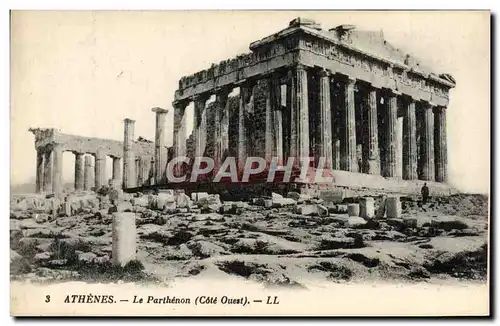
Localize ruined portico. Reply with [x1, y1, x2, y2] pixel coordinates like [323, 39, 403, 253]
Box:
[170, 18, 455, 191]
[29, 128, 159, 195]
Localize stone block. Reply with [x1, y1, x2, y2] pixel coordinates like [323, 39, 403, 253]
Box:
[197, 194, 221, 206]
[286, 191, 301, 201]
[264, 199, 273, 208]
[116, 201, 133, 212]
[318, 189, 345, 204]
[78, 252, 97, 263]
[359, 197, 375, 219]
[176, 193, 192, 208]
[272, 197, 297, 207]
[112, 212, 137, 266]
[271, 192, 283, 200]
[157, 192, 175, 203]
[131, 196, 149, 207]
[191, 192, 209, 201]
[386, 196, 402, 218]
[158, 189, 175, 196]
[347, 216, 367, 227]
[403, 218, 418, 228]
[376, 198, 387, 219]
[317, 204, 329, 217]
[347, 204, 360, 217]
[296, 204, 317, 216]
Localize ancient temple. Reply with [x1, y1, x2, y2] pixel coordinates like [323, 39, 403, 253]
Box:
[28, 127, 160, 194]
[30, 18, 457, 196]
[171, 18, 455, 186]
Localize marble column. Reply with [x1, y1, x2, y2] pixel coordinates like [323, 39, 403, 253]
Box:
[365, 87, 380, 175]
[264, 78, 274, 163]
[137, 156, 145, 186]
[420, 102, 435, 181]
[402, 97, 418, 180]
[271, 78, 283, 164]
[318, 69, 333, 168]
[123, 118, 136, 189]
[112, 156, 121, 181]
[294, 64, 310, 165]
[74, 152, 84, 191]
[52, 143, 63, 196]
[43, 149, 53, 193]
[341, 77, 357, 172]
[238, 83, 252, 171]
[94, 148, 106, 189]
[434, 106, 447, 182]
[152, 107, 168, 184]
[173, 101, 188, 177]
[83, 156, 93, 191]
[194, 94, 209, 158]
[384, 90, 398, 178]
[35, 149, 44, 193]
[214, 89, 230, 173]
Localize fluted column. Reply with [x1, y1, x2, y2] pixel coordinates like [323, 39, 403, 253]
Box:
[83, 156, 93, 191]
[271, 78, 283, 164]
[214, 89, 230, 173]
[152, 107, 168, 184]
[94, 148, 106, 189]
[403, 97, 418, 180]
[318, 69, 333, 168]
[74, 152, 84, 191]
[365, 87, 380, 175]
[194, 94, 209, 158]
[238, 82, 252, 171]
[341, 77, 357, 172]
[52, 143, 63, 196]
[35, 149, 44, 193]
[384, 90, 398, 177]
[136, 156, 145, 186]
[420, 102, 435, 181]
[43, 149, 53, 193]
[112, 156, 121, 181]
[434, 106, 447, 182]
[294, 64, 310, 165]
[123, 118, 136, 189]
[173, 101, 188, 177]
[264, 78, 274, 163]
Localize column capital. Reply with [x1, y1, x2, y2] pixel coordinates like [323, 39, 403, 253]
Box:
[192, 93, 210, 103]
[235, 78, 256, 88]
[336, 73, 356, 85]
[214, 86, 232, 97]
[401, 93, 416, 102]
[432, 105, 447, 114]
[382, 87, 401, 96]
[172, 99, 190, 109]
[151, 107, 168, 115]
[318, 68, 331, 78]
[124, 118, 136, 124]
[295, 63, 308, 71]
[420, 101, 434, 110]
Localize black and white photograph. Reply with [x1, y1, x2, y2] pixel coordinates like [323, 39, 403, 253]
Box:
[9, 10, 490, 316]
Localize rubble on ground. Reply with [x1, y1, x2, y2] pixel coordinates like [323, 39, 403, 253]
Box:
[10, 190, 489, 286]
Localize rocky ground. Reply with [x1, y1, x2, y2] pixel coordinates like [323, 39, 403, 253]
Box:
[10, 189, 489, 288]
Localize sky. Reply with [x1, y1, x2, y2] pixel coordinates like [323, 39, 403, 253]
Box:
[10, 10, 490, 194]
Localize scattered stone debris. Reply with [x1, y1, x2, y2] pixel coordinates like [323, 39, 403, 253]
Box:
[10, 191, 489, 285]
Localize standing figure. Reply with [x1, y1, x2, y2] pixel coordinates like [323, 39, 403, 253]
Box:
[421, 182, 430, 204]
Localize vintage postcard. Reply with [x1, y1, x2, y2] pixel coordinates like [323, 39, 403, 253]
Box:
[10, 10, 490, 317]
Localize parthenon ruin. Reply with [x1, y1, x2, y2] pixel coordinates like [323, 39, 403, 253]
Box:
[29, 126, 167, 194]
[172, 18, 455, 186]
[30, 18, 456, 196]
